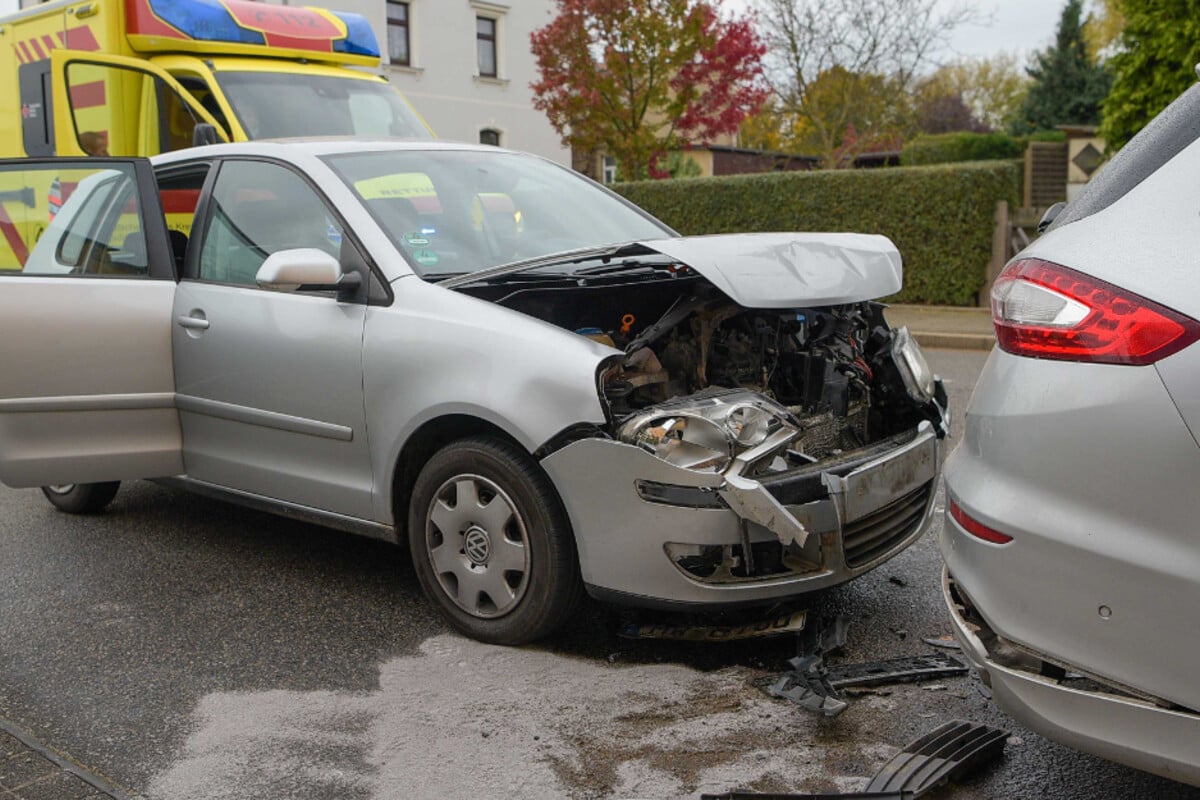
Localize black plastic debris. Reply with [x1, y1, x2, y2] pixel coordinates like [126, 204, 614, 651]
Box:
[802, 616, 850, 655]
[921, 634, 961, 650]
[827, 652, 968, 689]
[759, 616, 852, 717]
[701, 719, 1008, 800]
[764, 655, 848, 717]
[864, 720, 1009, 796]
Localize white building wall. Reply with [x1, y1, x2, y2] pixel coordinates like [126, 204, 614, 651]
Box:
[298, 0, 568, 165]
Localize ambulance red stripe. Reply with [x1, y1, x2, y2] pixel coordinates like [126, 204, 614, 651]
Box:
[0, 205, 30, 267]
[69, 80, 106, 109]
[59, 25, 102, 50]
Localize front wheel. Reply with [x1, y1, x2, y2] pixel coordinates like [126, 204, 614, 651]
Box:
[41, 482, 120, 514]
[408, 436, 583, 645]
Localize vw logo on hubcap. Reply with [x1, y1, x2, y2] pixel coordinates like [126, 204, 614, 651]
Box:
[464, 526, 491, 565]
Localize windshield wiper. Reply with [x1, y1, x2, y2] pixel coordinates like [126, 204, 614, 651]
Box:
[573, 258, 678, 277]
[438, 242, 655, 288]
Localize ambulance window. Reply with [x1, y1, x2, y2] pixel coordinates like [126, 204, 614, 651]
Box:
[173, 75, 233, 139]
[64, 61, 207, 157]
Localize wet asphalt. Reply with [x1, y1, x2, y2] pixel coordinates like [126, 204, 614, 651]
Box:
[0, 347, 1198, 799]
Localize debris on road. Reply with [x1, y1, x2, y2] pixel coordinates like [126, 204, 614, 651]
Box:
[757, 623, 967, 717]
[763, 655, 848, 717]
[921, 634, 961, 650]
[758, 616, 851, 717]
[826, 652, 968, 689]
[618, 609, 807, 642]
[864, 719, 1010, 797]
[702, 719, 1010, 800]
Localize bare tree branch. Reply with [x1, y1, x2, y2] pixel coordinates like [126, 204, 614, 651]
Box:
[754, 0, 983, 166]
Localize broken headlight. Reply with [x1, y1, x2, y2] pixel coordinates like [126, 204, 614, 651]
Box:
[891, 326, 936, 402]
[618, 393, 794, 472]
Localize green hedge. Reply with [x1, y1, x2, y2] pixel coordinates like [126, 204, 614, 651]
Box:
[612, 160, 1019, 306]
[901, 132, 1026, 166]
[901, 130, 1069, 166]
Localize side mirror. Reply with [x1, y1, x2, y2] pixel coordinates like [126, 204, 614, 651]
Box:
[256, 248, 361, 299]
[1037, 201, 1066, 233]
[192, 123, 221, 147]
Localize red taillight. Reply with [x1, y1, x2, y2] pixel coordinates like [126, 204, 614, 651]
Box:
[991, 259, 1200, 365]
[949, 499, 1013, 545]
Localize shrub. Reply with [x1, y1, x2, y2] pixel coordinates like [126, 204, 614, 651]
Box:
[901, 132, 1026, 166]
[613, 160, 1019, 306]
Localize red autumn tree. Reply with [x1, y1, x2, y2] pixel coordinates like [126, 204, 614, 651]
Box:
[530, 0, 767, 181]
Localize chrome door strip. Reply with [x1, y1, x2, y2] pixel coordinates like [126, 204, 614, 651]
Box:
[0, 392, 177, 412]
[175, 394, 354, 441]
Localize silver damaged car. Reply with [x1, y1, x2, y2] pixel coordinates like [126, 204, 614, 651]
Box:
[0, 141, 947, 644]
[942, 80, 1200, 784]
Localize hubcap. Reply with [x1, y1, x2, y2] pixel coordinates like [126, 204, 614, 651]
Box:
[464, 526, 491, 565]
[45, 485, 76, 495]
[425, 474, 530, 619]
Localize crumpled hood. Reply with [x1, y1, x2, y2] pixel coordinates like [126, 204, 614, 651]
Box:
[641, 233, 903, 308]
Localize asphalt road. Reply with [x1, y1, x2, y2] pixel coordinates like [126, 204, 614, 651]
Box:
[1, 347, 1197, 799]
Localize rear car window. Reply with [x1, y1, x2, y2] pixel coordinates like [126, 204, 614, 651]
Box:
[1051, 82, 1200, 231]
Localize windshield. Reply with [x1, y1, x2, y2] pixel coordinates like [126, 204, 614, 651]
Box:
[214, 72, 431, 140]
[325, 149, 673, 276]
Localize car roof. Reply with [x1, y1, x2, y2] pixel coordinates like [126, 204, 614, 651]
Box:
[150, 137, 520, 167]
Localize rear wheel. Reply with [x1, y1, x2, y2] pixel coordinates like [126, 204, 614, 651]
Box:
[40, 482, 120, 514]
[408, 436, 583, 645]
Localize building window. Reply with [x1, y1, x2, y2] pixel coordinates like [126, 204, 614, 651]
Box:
[602, 156, 617, 184]
[476, 16, 497, 78]
[479, 128, 501, 147]
[387, 1, 410, 66]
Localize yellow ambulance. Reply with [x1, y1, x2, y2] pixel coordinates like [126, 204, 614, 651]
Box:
[0, 0, 431, 268]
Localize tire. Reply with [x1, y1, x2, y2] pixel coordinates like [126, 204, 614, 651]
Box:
[40, 482, 120, 514]
[408, 435, 583, 645]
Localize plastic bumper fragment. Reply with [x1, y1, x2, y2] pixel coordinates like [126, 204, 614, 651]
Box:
[827, 652, 968, 689]
[864, 720, 1009, 797]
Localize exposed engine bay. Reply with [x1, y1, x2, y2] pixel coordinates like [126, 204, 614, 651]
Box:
[460, 270, 946, 478]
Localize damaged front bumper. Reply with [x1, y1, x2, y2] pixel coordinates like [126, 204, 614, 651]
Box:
[541, 420, 940, 608]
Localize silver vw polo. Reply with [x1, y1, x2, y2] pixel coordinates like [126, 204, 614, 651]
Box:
[0, 141, 947, 644]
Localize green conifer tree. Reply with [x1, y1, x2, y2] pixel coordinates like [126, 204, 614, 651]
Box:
[1011, 0, 1111, 134]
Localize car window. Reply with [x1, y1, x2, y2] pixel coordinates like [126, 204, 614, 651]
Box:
[0, 163, 149, 277]
[196, 160, 346, 287]
[325, 149, 671, 277]
[157, 164, 211, 273]
[1050, 82, 1200, 231]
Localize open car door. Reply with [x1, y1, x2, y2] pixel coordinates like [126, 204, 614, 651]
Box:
[50, 50, 229, 158]
[0, 158, 182, 488]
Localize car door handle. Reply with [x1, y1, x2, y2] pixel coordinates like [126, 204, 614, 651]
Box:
[177, 314, 209, 331]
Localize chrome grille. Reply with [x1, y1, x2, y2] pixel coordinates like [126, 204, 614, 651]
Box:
[843, 482, 933, 567]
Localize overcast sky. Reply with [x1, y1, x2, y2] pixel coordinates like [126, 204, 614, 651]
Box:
[942, 0, 1063, 61]
[0, 0, 1065, 65]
